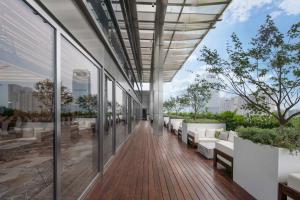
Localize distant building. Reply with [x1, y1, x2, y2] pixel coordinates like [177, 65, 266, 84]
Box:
[219, 95, 277, 115]
[0, 84, 40, 112]
[198, 73, 222, 113]
[206, 92, 222, 113]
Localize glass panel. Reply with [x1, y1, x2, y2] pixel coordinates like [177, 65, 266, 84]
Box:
[137, 4, 156, 12]
[115, 86, 127, 148]
[140, 40, 153, 48]
[173, 30, 206, 40]
[179, 13, 217, 22]
[138, 22, 155, 30]
[185, 0, 227, 4]
[167, 5, 182, 13]
[170, 39, 200, 48]
[139, 30, 154, 40]
[182, 4, 226, 14]
[141, 48, 152, 54]
[165, 13, 180, 22]
[137, 12, 155, 21]
[166, 48, 193, 55]
[0, 0, 54, 199]
[104, 76, 113, 164]
[61, 37, 98, 200]
[165, 23, 210, 31]
[136, 0, 156, 3]
[169, 0, 184, 3]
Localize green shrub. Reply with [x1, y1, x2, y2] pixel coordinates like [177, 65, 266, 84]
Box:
[291, 117, 300, 129]
[183, 118, 221, 123]
[216, 111, 245, 131]
[237, 127, 300, 152]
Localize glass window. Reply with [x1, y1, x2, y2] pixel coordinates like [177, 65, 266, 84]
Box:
[103, 76, 113, 164]
[0, 0, 54, 199]
[115, 86, 127, 148]
[61, 37, 98, 200]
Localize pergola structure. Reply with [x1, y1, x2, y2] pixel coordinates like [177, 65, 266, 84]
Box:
[116, 0, 231, 134]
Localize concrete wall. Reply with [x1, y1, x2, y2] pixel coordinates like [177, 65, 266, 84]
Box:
[234, 137, 300, 200]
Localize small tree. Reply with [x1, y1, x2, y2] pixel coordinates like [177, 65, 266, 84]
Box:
[200, 16, 300, 127]
[185, 79, 212, 119]
[33, 79, 73, 113]
[174, 96, 189, 114]
[76, 95, 97, 113]
[163, 98, 176, 113]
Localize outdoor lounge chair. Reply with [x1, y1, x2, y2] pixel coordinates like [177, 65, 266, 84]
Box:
[213, 131, 237, 178]
[187, 128, 206, 148]
[170, 119, 183, 135]
[197, 130, 228, 159]
[163, 117, 169, 127]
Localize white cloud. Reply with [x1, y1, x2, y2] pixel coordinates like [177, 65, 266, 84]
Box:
[163, 66, 209, 100]
[278, 0, 300, 15]
[224, 0, 273, 23]
[270, 10, 282, 18]
[224, 0, 300, 23]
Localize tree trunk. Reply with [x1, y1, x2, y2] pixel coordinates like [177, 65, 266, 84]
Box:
[278, 118, 288, 133]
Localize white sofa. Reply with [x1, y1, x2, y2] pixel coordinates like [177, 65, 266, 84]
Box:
[215, 131, 237, 157]
[182, 122, 226, 144]
[187, 128, 224, 147]
[214, 131, 238, 178]
[163, 117, 170, 127]
[169, 119, 184, 134]
[287, 173, 300, 200]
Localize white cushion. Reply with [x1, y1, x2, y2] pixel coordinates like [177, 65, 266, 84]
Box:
[219, 131, 229, 141]
[172, 121, 182, 131]
[288, 173, 300, 195]
[198, 137, 219, 143]
[216, 141, 234, 157]
[164, 117, 169, 123]
[228, 130, 238, 142]
[205, 129, 216, 138]
[189, 129, 206, 142]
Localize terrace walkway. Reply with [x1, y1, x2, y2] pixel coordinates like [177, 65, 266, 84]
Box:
[86, 121, 254, 200]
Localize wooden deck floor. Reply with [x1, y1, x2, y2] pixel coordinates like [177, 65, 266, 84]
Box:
[85, 121, 255, 200]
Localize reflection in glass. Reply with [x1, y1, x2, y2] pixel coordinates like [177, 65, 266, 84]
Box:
[0, 1, 54, 199]
[61, 37, 98, 200]
[115, 86, 127, 148]
[127, 96, 131, 134]
[103, 76, 113, 164]
[131, 99, 135, 132]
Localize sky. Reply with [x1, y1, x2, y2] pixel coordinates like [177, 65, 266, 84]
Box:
[163, 0, 300, 101]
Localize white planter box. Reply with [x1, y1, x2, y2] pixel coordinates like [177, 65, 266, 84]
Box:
[233, 137, 300, 200]
[181, 122, 226, 144]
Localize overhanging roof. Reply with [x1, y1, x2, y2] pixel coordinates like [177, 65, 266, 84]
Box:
[135, 0, 231, 82]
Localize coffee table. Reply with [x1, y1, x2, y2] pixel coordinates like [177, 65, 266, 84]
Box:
[198, 142, 215, 159]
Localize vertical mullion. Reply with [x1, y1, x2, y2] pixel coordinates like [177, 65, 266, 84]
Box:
[112, 80, 116, 154]
[54, 30, 62, 200]
[99, 68, 104, 173]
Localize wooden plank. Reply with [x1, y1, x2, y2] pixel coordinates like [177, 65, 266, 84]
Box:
[85, 121, 255, 200]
